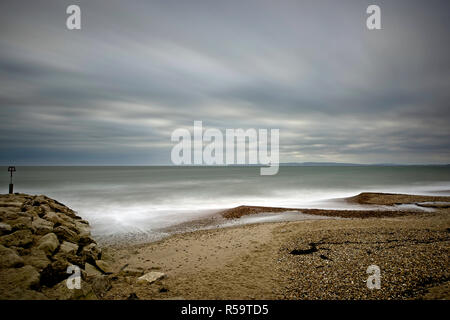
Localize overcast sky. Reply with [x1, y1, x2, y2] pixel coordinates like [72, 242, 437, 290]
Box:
[1, 0, 449, 165]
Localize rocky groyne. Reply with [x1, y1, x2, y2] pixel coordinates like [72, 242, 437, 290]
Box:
[0, 193, 114, 299]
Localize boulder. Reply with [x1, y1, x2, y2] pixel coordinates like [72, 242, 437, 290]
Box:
[8, 217, 33, 231]
[74, 221, 91, 237]
[0, 222, 12, 236]
[37, 232, 59, 256]
[31, 217, 54, 235]
[0, 200, 22, 208]
[136, 271, 166, 285]
[59, 241, 78, 255]
[44, 211, 75, 229]
[81, 243, 101, 263]
[22, 248, 51, 271]
[53, 252, 84, 267]
[40, 203, 52, 213]
[54, 225, 79, 243]
[0, 265, 40, 290]
[1, 211, 19, 220]
[47, 199, 78, 218]
[0, 229, 33, 247]
[95, 260, 113, 274]
[84, 263, 102, 277]
[0, 244, 24, 268]
[79, 235, 95, 247]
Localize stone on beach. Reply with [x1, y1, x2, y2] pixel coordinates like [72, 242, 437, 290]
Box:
[136, 272, 166, 285]
[85, 262, 103, 277]
[82, 243, 101, 263]
[119, 265, 144, 277]
[95, 260, 114, 274]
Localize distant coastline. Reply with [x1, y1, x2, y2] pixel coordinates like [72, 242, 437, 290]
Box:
[1, 163, 449, 167]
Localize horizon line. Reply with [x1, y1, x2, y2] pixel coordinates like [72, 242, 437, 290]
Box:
[1, 162, 449, 167]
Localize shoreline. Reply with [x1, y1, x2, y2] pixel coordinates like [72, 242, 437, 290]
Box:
[102, 192, 450, 300]
[101, 192, 448, 247]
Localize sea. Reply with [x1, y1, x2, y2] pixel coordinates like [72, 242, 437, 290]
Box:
[2, 166, 449, 243]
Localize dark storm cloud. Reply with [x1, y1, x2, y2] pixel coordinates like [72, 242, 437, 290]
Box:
[0, 0, 449, 165]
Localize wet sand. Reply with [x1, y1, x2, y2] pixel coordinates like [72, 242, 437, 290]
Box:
[102, 193, 450, 300]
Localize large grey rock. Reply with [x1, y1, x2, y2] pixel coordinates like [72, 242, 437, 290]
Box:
[81, 243, 101, 263]
[136, 271, 166, 284]
[54, 225, 79, 243]
[23, 248, 51, 271]
[79, 235, 95, 247]
[43, 211, 75, 229]
[8, 217, 32, 231]
[0, 229, 33, 247]
[74, 221, 91, 237]
[0, 265, 40, 290]
[37, 232, 59, 256]
[0, 210, 19, 220]
[32, 217, 54, 235]
[84, 263, 102, 277]
[59, 241, 78, 255]
[0, 244, 24, 268]
[0, 222, 12, 236]
[52, 251, 84, 268]
[95, 260, 113, 274]
[41, 197, 78, 219]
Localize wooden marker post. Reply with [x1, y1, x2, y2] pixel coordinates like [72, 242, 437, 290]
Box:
[8, 166, 16, 194]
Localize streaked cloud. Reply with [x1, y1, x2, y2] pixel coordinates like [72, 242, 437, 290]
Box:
[0, 0, 449, 165]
